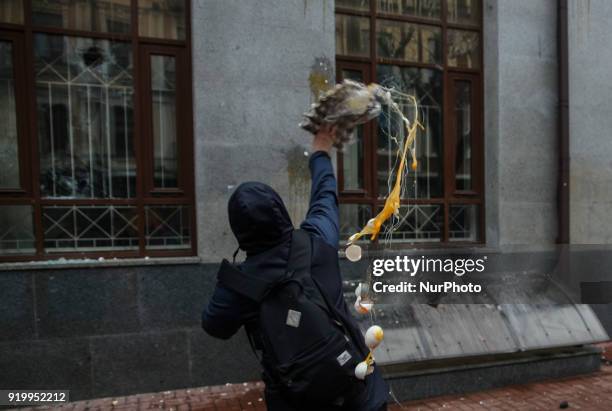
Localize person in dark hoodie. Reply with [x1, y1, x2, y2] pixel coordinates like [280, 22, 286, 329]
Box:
[202, 126, 388, 410]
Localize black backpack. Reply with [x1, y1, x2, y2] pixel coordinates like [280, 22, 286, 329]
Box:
[218, 229, 366, 406]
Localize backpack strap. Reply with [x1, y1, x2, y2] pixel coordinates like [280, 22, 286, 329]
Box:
[287, 229, 312, 277]
[290, 230, 337, 319]
[217, 258, 272, 302]
[217, 230, 312, 302]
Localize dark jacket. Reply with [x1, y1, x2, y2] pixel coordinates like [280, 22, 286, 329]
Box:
[202, 151, 388, 410]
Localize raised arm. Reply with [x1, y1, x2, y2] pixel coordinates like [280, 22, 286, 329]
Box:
[300, 126, 340, 248]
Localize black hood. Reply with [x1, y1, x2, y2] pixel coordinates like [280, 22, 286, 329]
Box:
[228, 182, 294, 256]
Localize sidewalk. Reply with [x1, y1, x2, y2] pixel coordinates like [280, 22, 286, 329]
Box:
[15, 344, 612, 411]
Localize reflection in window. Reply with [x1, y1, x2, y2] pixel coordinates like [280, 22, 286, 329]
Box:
[34, 34, 135, 199]
[139, 0, 186, 40]
[449, 204, 479, 241]
[344, 128, 365, 191]
[336, 15, 371, 57]
[42, 205, 138, 251]
[337, 0, 370, 11]
[32, 0, 131, 33]
[447, 29, 480, 68]
[377, 0, 441, 20]
[145, 205, 191, 249]
[335, 0, 483, 245]
[0, 205, 35, 255]
[0, 0, 23, 24]
[447, 0, 481, 25]
[0, 41, 20, 189]
[151, 55, 178, 189]
[0, 0, 194, 260]
[380, 204, 442, 242]
[340, 204, 372, 242]
[376, 20, 441, 64]
[455, 81, 471, 191]
[340, 69, 365, 191]
[376, 65, 442, 199]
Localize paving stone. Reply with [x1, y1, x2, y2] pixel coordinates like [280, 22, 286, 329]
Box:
[16, 360, 612, 411]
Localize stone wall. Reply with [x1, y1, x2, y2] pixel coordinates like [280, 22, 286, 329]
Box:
[191, 0, 335, 262]
[484, 0, 558, 249]
[568, 0, 612, 244]
[0, 262, 260, 401]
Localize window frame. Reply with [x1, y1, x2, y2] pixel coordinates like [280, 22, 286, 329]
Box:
[0, 30, 31, 196]
[140, 45, 190, 196]
[0, 0, 197, 261]
[335, 0, 485, 245]
[447, 73, 483, 198]
[336, 62, 372, 198]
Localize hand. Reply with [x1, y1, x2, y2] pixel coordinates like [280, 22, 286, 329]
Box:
[312, 124, 336, 154]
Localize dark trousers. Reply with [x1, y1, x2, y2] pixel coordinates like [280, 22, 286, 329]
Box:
[264, 387, 387, 411]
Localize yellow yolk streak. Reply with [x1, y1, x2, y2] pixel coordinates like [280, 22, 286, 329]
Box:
[348, 94, 422, 244]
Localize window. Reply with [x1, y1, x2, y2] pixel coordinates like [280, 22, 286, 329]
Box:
[336, 0, 483, 245]
[0, 0, 194, 261]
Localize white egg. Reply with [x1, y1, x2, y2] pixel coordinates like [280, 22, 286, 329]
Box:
[346, 244, 362, 262]
[354, 361, 369, 380]
[354, 297, 370, 315]
[354, 283, 362, 297]
[365, 325, 384, 350]
[360, 283, 369, 296]
[354, 282, 370, 299]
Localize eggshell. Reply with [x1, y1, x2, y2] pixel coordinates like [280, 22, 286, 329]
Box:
[355, 282, 370, 299]
[365, 325, 384, 349]
[346, 244, 362, 262]
[354, 297, 370, 314]
[360, 300, 373, 312]
[354, 361, 369, 380]
[359, 283, 369, 296]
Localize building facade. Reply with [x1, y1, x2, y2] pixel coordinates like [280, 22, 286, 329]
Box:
[0, 0, 610, 401]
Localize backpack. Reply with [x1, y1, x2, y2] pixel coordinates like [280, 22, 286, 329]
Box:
[218, 229, 366, 406]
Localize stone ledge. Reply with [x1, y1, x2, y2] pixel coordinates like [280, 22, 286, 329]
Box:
[0, 257, 202, 272]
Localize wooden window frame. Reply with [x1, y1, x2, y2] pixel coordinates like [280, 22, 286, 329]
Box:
[0, 30, 31, 197]
[0, 0, 197, 262]
[336, 0, 485, 245]
[336, 62, 372, 198]
[140, 45, 190, 196]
